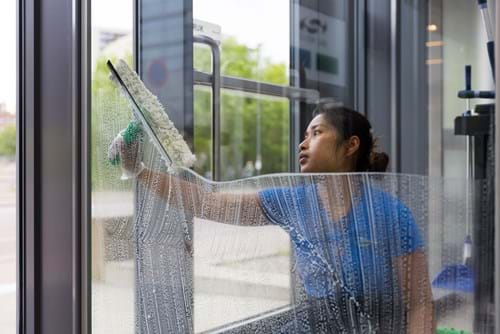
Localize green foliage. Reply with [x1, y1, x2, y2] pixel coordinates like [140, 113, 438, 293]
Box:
[0, 124, 16, 158]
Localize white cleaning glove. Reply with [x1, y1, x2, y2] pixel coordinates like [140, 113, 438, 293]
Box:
[108, 121, 146, 179]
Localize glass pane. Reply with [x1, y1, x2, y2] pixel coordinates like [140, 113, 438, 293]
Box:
[0, 0, 16, 332]
[90, 0, 498, 333]
[194, 87, 290, 180]
[194, 0, 289, 85]
[91, 1, 134, 333]
[429, 0, 495, 179]
[193, 217, 291, 332]
[426, 0, 496, 333]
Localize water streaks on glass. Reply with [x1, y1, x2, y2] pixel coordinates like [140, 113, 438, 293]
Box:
[93, 92, 480, 332]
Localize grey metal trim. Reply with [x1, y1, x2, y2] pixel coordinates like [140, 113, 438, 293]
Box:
[365, 0, 392, 167]
[390, 0, 400, 172]
[194, 71, 320, 102]
[354, 0, 366, 114]
[19, 0, 86, 332]
[18, 0, 38, 332]
[193, 35, 221, 181]
[495, 2, 500, 331]
[289, 1, 302, 174]
[72, 0, 91, 332]
[72, 0, 81, 329]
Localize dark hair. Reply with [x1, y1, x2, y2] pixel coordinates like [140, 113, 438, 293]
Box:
[313, 103, 389, 172]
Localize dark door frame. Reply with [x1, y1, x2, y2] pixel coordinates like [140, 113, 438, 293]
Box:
[17, 0, 90, 333]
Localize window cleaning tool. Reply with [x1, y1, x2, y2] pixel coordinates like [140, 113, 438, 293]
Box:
[432, 66, 475, 294]
[107, 59, 196, 170]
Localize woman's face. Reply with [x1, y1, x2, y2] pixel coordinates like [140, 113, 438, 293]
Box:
[298, 114, 356, 173]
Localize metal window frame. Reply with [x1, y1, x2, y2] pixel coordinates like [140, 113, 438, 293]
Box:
[427, 0, 444, 178]
[354, 0, 367, 115]
[365, 0, 429, 175]
[17, 0, 90, 333]
[389, 0, 400, 172]
[495, 3, 500, 332]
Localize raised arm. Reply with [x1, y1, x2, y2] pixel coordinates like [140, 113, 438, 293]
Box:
[136, 168, 269, 226]
[108, 124, 271, 226]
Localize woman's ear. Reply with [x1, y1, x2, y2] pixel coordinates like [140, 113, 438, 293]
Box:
[345, 136, 360, 157]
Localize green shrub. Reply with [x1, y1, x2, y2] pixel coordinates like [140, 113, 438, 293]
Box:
[0, 124, 16, 158]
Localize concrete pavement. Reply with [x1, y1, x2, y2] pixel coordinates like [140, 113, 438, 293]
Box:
[0, 161, 16, 334]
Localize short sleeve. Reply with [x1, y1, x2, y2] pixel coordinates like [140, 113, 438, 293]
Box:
[258, 187, 291, 228]
[257, 185, 313, 230]
[396, 204, 424, 256]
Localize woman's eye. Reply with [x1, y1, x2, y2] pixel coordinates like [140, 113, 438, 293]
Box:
[313, 130, 320, 136]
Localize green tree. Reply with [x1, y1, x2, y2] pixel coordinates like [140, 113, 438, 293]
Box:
[0, 124, 16, 158]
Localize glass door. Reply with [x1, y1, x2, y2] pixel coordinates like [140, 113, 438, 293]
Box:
[88, 0, 499, 333]
[16, 0, 500, 333]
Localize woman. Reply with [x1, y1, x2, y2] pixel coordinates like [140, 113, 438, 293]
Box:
[113, 104, 435, 333]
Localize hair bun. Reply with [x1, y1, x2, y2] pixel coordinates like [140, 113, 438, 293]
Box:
[368, 152, 389, 172]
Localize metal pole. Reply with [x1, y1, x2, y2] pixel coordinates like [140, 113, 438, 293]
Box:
[390, 0, 400, 172]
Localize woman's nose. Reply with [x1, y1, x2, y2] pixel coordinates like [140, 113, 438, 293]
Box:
[299, 138, 308, 151]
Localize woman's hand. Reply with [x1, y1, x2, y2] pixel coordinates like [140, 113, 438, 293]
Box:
[108, 121, 145, 179]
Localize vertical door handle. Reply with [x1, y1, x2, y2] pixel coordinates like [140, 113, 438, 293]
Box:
[193, 35, 221, 181]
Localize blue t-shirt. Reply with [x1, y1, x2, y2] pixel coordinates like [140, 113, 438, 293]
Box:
[258, 184, 423, 299]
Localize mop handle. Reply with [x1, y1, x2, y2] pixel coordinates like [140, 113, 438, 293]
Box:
[477, 0, 495, 80]
[478, 0, 494, 41]
[465, 65, 471, 91]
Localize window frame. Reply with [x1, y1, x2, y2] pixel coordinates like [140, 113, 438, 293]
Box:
[17, 0, 91, 333]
